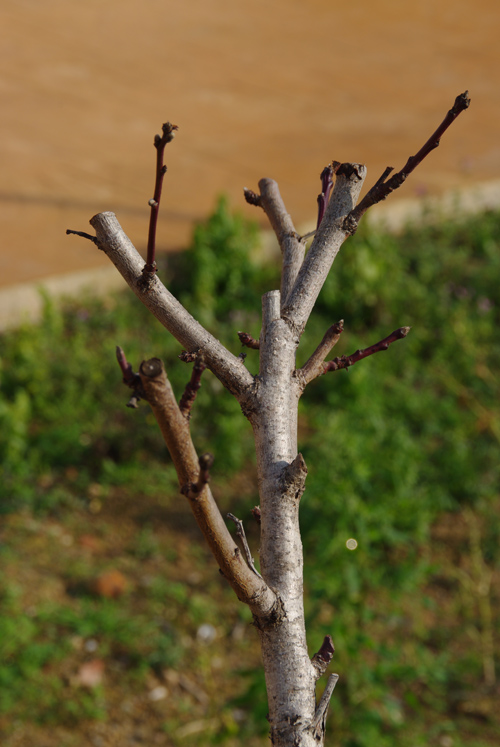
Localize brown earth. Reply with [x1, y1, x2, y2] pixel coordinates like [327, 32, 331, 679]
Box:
[1, 0, 499, 290]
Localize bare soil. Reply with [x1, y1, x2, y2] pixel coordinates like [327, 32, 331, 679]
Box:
[1, 0, 499, 288]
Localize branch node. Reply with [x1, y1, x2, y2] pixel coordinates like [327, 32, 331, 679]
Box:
[238, 331, 260, 350]
[116, 346, 146, 406]
[146, 121, 178, 271]
[179, 355, 207, 419]
[312, 635, 335, 677]
[251, 506, 261, 525]
[243, 187, 262, 207]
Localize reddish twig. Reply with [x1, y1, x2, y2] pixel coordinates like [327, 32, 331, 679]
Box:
[115, 346, 145, 408]
[243, 188, 262, 207]
[312, 635, 335, 676]
[143, 122, 178, 274]
[345, 91, 471, 232]
[238, 331, 260, 350]
[323, 326, 410, 374]
[251, 506, 261, 525]
[179, 355, 207, 418]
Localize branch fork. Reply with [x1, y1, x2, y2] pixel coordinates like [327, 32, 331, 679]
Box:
[70, 93, 470, 747]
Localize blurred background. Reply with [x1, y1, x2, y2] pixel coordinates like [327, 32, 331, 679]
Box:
[1, 2, 499, 747]
[1, 0, 499, 297]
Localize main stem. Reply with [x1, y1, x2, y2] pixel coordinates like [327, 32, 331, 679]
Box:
[249, 291, 318, 746]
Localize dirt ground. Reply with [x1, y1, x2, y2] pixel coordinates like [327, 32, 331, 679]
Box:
[1, 0, 499, 289]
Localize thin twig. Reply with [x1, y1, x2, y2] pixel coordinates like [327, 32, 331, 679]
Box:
[66, 229, 98, 245]
[313, 673, 339, 738]
[345, 91, 471, 232]
[179, 355, 207, 418]
[115, 346, 145, 408]
[238, 331, 260, 350]
[227, 512, 263, 579]
[323, 326, 410, 374]
[299, 321, 344, 385]
[251, 506, 261, 525]
[144, 122, 178, 274]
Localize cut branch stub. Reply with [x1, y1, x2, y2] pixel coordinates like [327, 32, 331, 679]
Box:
[312, 635, 335, 678]
[144, 122, 178, 274]
[245, 178, 304, 307]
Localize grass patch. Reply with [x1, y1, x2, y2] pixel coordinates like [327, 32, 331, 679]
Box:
[0, 198, 499, 746]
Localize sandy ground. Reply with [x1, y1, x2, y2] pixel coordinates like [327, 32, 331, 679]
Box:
[1, 0, 499, 292]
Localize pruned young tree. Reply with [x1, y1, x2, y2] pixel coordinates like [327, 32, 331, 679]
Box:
[68, 92, 470, 746]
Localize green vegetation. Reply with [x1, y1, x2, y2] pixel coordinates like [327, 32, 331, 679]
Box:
[0, 197, 498, 746]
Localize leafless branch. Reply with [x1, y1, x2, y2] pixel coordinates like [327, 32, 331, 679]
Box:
[299, 321, 344, 386]
[89, 212, 254, 399]
[144, 122, 178, 274]
[282, 163, 367, 334]
[345, 91, 471, 232]
[312, 635, 335, 678]
[324, 326, 410, 374]
[137, 356, 276, 617]
[244, 178, 304, 306]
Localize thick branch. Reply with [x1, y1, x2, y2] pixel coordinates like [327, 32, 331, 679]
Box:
[282, 163, 366, 334]
[138, 357, 276, 618]
[89, 212, 253, 399]
[345, 91, 471, 231]
[244, 179, 304, 307]
[323, 326, 410, 375]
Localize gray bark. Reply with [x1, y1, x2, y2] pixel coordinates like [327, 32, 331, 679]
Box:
[88, 166, 364, 745]
[73, 93, 469, 745]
